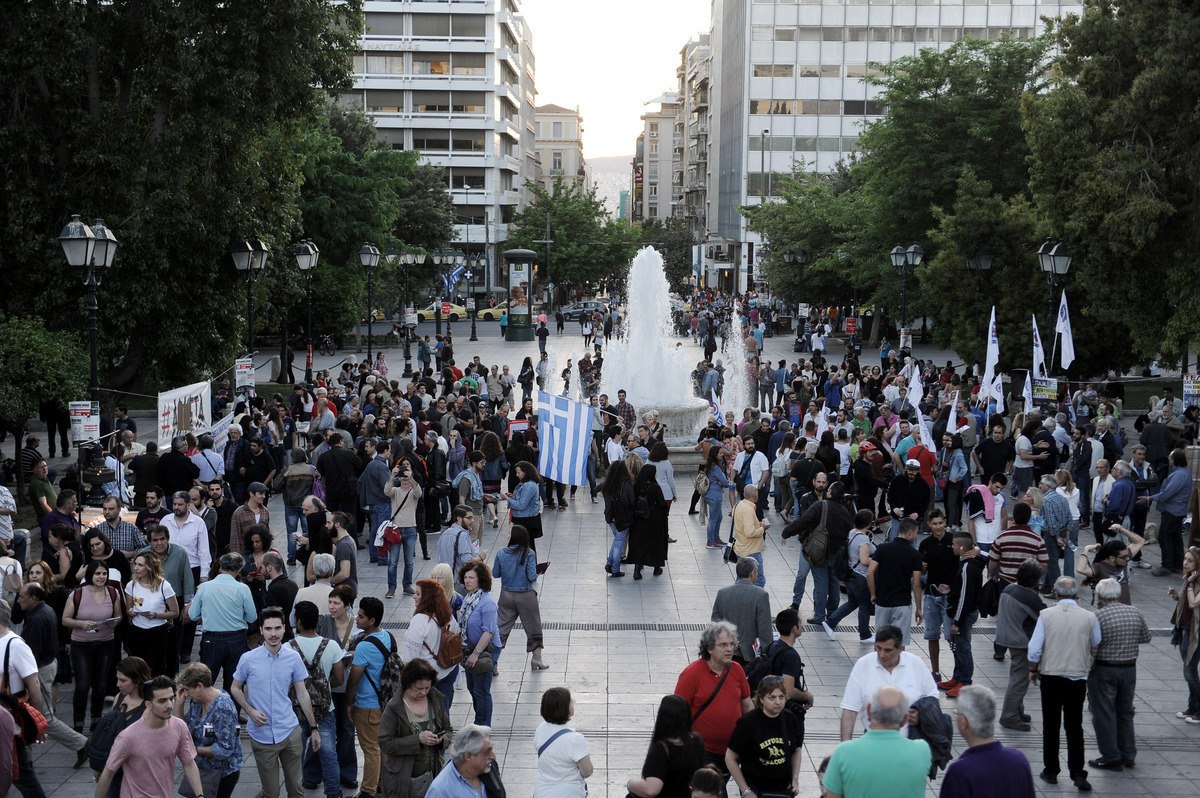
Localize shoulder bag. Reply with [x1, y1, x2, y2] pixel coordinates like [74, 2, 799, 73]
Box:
[690, 663, 731, 724]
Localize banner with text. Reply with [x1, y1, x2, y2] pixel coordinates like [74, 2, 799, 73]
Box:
[235, 357, 255, 390]
[69, 401, 100, 446]
[158, 381, 212, 450]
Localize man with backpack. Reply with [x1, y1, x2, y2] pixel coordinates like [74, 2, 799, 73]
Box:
[783, 481, 853, 626]
[346, 596, 401, 798]
[711, 559, 773, 667]
[0, 598, 49, 797]
[231, 607, 322, 798]
[292, 601, 345, 797]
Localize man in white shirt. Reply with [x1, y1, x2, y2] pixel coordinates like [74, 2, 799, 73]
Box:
[732, 435, 770, 510]
[840, 624, 939, 740]
[162, 491, 212, 585]
[1090, 459, 1115, 543]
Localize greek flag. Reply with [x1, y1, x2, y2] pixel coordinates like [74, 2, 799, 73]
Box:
[537, 391, 591, 486]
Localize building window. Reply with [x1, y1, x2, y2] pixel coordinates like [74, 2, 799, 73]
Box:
[775, 28, 797, 41]
[412, 14, 450, 37]
[552, 152, 563, 172]
[941, 27, 962, 41]
[365, 54, 406, 74]
[366, 89, 406, 113]
[752, 26, 773, 41]
[869, 27, 891, 42]
[823, 28, 844, 41]
[412, 130, 450, 151]
[452, 52, 486, 76]
[452, 15, 486, 37]
[649, 184, 658, 196]
[452, 133, 486, 152]
[552, 121, 563, 137]
[847, 27, 868, 41]
[452, 91, 486, 114]
[649, 123, 659, 137]
[364, 13, 405, 36]
[413, 91, 450, 113]
[649, 141, 659, 154]
[648, 204, 658, 218]
[915, 27, 937, 41]
[796, 27, 820, 41]
[412, 54, 450, 75]
[821, 65, 841, 77]
[750, 99, 796, 114]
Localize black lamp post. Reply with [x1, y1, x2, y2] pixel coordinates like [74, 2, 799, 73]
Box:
[889, 243, 923, 334]
[59, 215, 119, 404]
[1036, 237, 1071, 323]
[359, 243, 381, 364]
[432, 249, 446, 336]
[230, 238, 270, 356]
[295, 239, 320, 383]
[398, 250, 425, 378]
[965, 244, 993, 339]
[467, 254, 481, 341]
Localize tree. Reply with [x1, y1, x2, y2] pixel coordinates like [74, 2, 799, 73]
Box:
[0, 0, 364, 398]
[0, 316, 88, 436]
[506, 179, 637, 303]
[639, 220, 696, 292]
[1025, 0, 1200, 367]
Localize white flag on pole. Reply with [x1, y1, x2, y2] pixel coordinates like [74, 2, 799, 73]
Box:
[908, 368, 924, 416]
[992, 373, 1005, 414]
[1022, 369, 1034, 414]
[537, 391, 592, 486]
[1032, 314, 1047, 378]
[946, 391, 960, 437]
[916, 408, 936, 454]
[1056, 291, 1076, 370]
[981, 307, 999, 401]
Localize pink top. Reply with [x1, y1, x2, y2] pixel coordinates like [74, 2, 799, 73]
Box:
[70, 586, 120, 643]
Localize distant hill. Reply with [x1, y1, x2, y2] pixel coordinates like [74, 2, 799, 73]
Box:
[589, 155, 633, 217]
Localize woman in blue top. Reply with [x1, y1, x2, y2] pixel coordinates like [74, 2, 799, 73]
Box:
[175, 662, 243, 798]
[702, 446, 730, 548]
[506, 460, 543, 551]
[458, 560, 502, 726]
[938, 432, 968, 530]
[493, 525, 547, 671]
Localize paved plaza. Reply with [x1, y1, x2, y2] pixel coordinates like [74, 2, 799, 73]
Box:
[22, 317, 1200, 796]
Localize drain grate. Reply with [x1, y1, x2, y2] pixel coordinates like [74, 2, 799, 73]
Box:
[386, 620, 1178, 636]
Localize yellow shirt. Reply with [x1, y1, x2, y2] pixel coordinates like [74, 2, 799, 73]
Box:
[732, 499, 764, 556]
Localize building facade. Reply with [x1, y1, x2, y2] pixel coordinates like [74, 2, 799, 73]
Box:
[631, 93, 681, 225]
[534, 104, 590, 192]
[701, 0, 1082, 293]
[341, 0, 538, 299]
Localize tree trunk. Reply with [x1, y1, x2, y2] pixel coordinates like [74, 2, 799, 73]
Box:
[869, 307, 885, 348]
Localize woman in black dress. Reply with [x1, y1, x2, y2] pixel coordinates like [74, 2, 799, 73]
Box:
[629, 464, 669, 580]
[625, 695, 705, 798]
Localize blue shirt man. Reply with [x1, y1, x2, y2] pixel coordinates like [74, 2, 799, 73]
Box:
[427, 725, 497, 798]
[188, 569, 257, 632]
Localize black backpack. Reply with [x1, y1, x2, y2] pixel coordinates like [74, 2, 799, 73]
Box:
[88, 704, 144, 773]
[744, 641, 789, 692]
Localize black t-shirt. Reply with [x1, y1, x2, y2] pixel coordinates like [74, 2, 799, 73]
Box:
[871, 540, 924, 607]
[974, 438, 1015, 480]
[919, 532, 958, 592]
[726, 709, 804, 792]
[640, 734, 706, 798]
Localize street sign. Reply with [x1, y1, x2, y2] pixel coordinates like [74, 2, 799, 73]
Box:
[845, 317, 857, 335]
[70, 401, 99, 446]
[466, 298, 476, 311]
[404, 309, 418, 327]
[900, 328, 913, 350]
[441, 302, 451, 316]
[235, 357, 255, 389]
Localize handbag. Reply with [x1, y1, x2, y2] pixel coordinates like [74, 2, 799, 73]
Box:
[178, 765, 224, 798]
[466, 645, 494, 675]
[410, 769, 435, 798]
[374, 490, 412, 547]
[694, 467, 711, 495]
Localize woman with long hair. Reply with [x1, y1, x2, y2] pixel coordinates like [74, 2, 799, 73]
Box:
[518, 356, 536, 402]
[702, 447, 730, 548]
[1054, 468, 1081, 563]
[629, 464, 669, 580]
[21, 560, 73, 698]
[404, 578, 459, 711]
[477, 431, 508, 528]
[378, 658, 453, 798]
[90, 657, 152, 795]
[123, 551, 179, 675]
[300, 496, 331, 586]
[504, 432, 535, 494]
[1169, 547, 1200, 723]
[314, 585, 359, 790]
[505, 461, 544, 551]
[602, 461, 635, 578]
[815, 429, 839, 476]
[63, 560, 123, 733]
[430, 563, 463, 614]
[773, 432, 797, 519]
[625, 694, 706, 797]
[493, 525, 546, 671]
[267, 406, 287, 473]
[458, 560, 502, 726]
[175, 662, 243, 798]
[938, 432, 967, 530]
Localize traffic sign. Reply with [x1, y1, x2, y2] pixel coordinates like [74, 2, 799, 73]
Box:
[466, 298, 476, 311]
[845, 317, 857, 335]
[441, 302, 451, 316]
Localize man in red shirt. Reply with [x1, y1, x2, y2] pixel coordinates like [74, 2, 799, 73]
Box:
[674, 621, 753, 777]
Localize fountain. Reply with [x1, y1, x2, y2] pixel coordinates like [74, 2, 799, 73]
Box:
[602, 247, 714, 446]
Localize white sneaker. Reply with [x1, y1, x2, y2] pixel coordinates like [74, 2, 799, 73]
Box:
[822, 621, 837, 642]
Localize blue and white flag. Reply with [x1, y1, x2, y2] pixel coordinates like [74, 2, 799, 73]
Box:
[1032, 314, 1046, 378]
[981, 306, 999, 401]
[537, 391, 591, 486]
[711, 389, 723, 424]
[1022, 369, 1034, 413]
[1056, 291, 1076, 370]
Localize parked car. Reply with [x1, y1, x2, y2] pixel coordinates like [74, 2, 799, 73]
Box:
[477, 301, 508, 321]
[416, 302, 467, 322]
[560, 300, 609, 322]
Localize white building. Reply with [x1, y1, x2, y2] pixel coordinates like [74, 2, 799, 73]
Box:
[534, 104, 590, 192]
[705, 0, 1083, 293]
[342, 0, 538, 298]
[631, 93, 681, 224]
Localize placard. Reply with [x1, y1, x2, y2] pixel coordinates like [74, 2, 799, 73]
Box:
[507, 418, 529, 441]
[157, 381, 212, 450]
[235, 357, 255, 389]
[70, 401, 100, 446]
[1032, 377, 1059, 408]
[899, 328, 913, 350]
[1184, 375, 1199, 407]
[845, 317, 857, 335]
[441, 302, 452, 316]
[404, 309, 418, 327]
[466, 298, 476, 312]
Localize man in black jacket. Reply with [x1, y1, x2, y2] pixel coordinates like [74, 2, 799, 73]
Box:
[783, 481, 853, 625]
[158, 435, 200, 495]
[887, 459, 930, 541]
[941, 531, 986, 697]
[993, 560, 1047, 730]
[317, 432, 363, 517]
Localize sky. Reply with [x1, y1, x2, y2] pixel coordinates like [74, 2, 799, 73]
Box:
[520, 0, 711, 159]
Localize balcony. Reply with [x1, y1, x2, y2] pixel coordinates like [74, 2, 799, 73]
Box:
[689, 123, 708, 139]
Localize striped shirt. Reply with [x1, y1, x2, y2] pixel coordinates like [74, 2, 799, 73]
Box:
[988, 525, 1048, 584]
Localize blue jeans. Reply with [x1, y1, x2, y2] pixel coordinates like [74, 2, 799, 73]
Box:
[705, 496, 724, 544]
[1088, 664, 1137, 764]
[607, 523, 628, 573]
[369, 503, 391, 564]
[1182, 628, 1200, 717]
[745, 552, 765, 587]
[793, 556, 839, 622]
[951, 611, 979, 684]
[827, 572, 872, 639]
[922, 594, 953, 642]
[388, 527, 417, 591]
[465, 665, 494, 726]
[299, 713, 340, 796]
[434, 667, 458, 714]
[1043, 529, 1074, 585]
[284, 506, 308, 559]
[199, 631, 249, 693]
[305, 692, 356, 786]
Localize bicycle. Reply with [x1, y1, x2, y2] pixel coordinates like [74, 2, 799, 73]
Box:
[317, 334, 336, 357]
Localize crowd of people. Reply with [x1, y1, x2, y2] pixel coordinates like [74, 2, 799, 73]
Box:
[0, 290, 1197, 798]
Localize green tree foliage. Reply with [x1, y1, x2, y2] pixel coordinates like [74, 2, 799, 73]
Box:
[0, 316, 88, 433]
[506, 179, 637, 300]
[639, 220, 697, 292]
[1025, 0, 1200, 367]
[0, 0, 364, 395]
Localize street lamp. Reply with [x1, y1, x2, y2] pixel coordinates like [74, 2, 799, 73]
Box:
[59, 215, 119, 404]
[230, 238, 270, 356]
[467, 253, 482, 341]
[889, 243, 923, 335]
[397, 249, 426, 378]
[431, 249, 447, 336]
[1036, 237, 1071, 322]
[295, 239, 320, 383]
[965, 244, 993, 338]
[359, 243, 381, 364]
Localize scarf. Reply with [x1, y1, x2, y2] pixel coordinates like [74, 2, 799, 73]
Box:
[459, 589, 483, 648]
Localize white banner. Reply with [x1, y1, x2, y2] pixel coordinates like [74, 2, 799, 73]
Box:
[209, 413, 233, 454]
[69, 401, 100, 446]
[158, 381, 212, 450]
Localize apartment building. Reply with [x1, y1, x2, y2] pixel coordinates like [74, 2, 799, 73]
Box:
[534, 104, 590, 192]
[631, 93, 681, 224]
